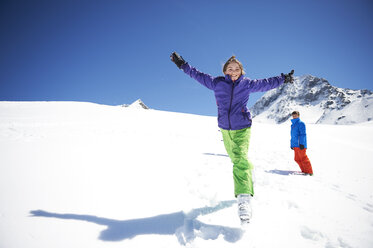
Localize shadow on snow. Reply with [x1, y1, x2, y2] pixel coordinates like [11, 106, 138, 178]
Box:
[203, 153, 229, 157]
[30, 200, 243, 245]
[266, 169, 304, 176]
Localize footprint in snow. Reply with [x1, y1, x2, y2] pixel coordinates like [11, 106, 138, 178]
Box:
[287, 200, 299, 210]
[300, 226, 325, 241]
[331, 184, 342, 192]
[346, 193, 357, 201]
[363, 203, 373, 213]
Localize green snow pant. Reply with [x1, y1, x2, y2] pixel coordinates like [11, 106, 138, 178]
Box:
[221, 127, 254, 197]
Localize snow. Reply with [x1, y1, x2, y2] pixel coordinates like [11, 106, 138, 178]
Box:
[1, 101, 373, 248]
[319, 96, 373, 125]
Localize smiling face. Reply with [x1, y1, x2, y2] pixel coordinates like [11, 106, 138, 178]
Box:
[224, 62, 242, 82]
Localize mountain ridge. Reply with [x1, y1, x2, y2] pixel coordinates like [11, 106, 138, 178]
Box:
[250, 75, 373, 124]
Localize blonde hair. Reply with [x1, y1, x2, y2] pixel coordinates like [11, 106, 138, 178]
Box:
[223, 55, 245, 75]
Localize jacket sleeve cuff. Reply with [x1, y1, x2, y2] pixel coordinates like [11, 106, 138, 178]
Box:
[180, 62, 189, 71]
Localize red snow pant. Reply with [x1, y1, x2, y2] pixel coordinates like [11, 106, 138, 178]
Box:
[294, 147, 313, 175]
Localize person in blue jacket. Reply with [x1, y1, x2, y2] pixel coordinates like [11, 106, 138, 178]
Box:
[171, 52, 294, 224]
[291, 111, 313, 175]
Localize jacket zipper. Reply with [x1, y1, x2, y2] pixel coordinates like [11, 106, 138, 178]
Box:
[228, 82, 235, 130]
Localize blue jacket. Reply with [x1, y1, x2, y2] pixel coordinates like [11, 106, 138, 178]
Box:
[291, 118, 307, 148]
[181, 63, 285, 130]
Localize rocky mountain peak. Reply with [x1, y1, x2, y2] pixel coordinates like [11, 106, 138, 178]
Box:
[121, 99, 149, 110]
[250, 75, 373, 125]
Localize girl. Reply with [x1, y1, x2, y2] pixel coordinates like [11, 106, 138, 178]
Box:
[171, 52, 294, 224]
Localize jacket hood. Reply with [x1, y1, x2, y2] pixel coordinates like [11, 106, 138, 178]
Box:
[291, 118, 300, 124]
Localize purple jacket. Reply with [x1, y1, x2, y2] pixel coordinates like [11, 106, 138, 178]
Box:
[181, 63, 285, 130]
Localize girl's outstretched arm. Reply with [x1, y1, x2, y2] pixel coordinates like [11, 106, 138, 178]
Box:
[246, 70, 294, 93]
[181, 63, 216, 90]
[247, 75, 285, 93]
[171, 52, 216, 90]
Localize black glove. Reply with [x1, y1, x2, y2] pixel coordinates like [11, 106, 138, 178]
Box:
[281, 70, 294, 83]
[291, 147, 294, 150]
[299, 144, 304, 150]
[170, 52, 186, 69]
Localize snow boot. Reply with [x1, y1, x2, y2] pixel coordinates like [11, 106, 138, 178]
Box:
[237, 194, 252, 225]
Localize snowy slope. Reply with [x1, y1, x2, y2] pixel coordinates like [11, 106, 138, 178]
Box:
[251, 75, 373, 124]
[1, 101, 373, 248]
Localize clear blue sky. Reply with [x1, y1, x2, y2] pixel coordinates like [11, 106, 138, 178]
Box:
[1, 0, 372, 116]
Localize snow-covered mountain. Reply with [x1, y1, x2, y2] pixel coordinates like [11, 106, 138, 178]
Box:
[121, 99, 149, 109]
[1, 101, 373, 248]
[250, 75, 373, 124]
